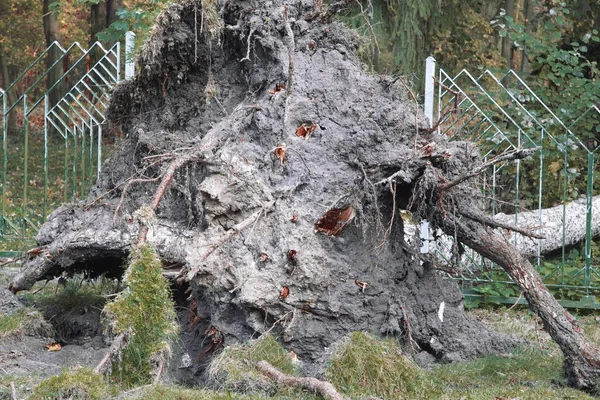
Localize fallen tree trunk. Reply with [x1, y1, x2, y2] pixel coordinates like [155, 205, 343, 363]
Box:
[404, 153, 600, 389]
[492, 196, 600, 257]
[442, 215, 600, 389]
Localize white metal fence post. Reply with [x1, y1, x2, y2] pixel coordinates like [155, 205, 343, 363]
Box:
[424, 56, 436, 128]
[421, 56, 436, 255]
[125, 31, 136, 80]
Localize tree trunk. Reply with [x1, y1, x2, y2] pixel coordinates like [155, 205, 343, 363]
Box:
[501, 0, 515, 68]
[90, 0, 123, 63]
[0, 43, 17, 134]
[42, 0, 65, 111]
[520, 0, 534, 73]
[492, 196, 600, 257]
[438, 214, 600, 389]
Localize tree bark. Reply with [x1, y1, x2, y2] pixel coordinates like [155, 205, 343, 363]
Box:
[520, 0, 534, 73]
[501, 0, 515, 68]
[42, 0, 65, 111]
[0, 42, 17, 134]
[439, 214, 600, 389]
[90, 0, 123, 63]
[492, 196, 600, 257]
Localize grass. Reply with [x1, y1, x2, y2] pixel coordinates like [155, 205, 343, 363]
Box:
[11, 301, 600, 399]
[30, 367, 118, 400]
[0, 307, 53, 338]
[104, 245, 179, 386]
[21, 275, 119, 313]
[0, 126, 116, 252]
[326, 331, 440, 399]
[208, 335, 311, 397]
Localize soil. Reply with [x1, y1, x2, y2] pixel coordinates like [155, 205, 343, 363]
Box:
[7, 0, 519, 388]
[0, 266, 109, 397]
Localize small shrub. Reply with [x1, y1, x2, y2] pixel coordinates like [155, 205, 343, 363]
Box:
[31, 367, 116, 400]
[103, 244, 178, 386]
[326, 332, 440, 399]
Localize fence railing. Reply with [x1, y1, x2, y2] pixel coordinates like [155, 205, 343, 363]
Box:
[424, 56, 600, 308]
[0, 40, 126, 251]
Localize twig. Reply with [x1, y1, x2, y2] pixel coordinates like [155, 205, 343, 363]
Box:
[84, 179, 129, 211]
[114, 176, 161, 223]
[355, 0, 380, 57]
[399, 304, 420, 353]
[533, 314, 544, 354]
[320, 0, 353, 22]
[136, 153, 200, 246]
[283, 6, 295, 97]
[260, 310, 294, 338]
[359, 163, 384, 235]
[286, 147, 311, 175]
[422, 76, 463, 136]
[10, 381, 17, 400]
[439, 147, 540, 192]
[256, 361, 348, 400]
[95, 332, 129, 373]
[154, 358, 165, 384]
[0, 255, 25, 267]
[375, 181, 397, 250]
[393, 75, 420, 152]
[507, 292, 523, 311]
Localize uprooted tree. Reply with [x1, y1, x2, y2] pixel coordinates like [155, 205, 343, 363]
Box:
[8, 0, 600, 390]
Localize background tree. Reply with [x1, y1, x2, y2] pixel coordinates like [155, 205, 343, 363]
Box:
[43, 0, 67, 112]
[0, 0, 43, 133]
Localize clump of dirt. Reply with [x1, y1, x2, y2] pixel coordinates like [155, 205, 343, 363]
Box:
[9, 0, 518, 385]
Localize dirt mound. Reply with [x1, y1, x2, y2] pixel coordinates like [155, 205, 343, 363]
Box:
[9, 0, 517, 382]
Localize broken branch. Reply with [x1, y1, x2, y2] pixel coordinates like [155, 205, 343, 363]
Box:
[439, 147, 540, 192]
[256, 360, 348, 400]
[459, 205, 545, 240]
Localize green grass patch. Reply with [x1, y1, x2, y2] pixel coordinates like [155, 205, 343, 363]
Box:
[0, 373, 45, 399]
[121, 384, 320, 400]
[23, 275, 119, 313]
[208, 335, 310, 397]
[432, 348, 594, 399]
[103, 244, 178, 386]
[31, 367, 117, 400]
[326, 331, 440, 399]
[210, 335, 297, 381]
[0, 307, 52, 338]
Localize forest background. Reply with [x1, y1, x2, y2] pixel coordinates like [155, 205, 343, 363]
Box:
[1, 0, 600, 131]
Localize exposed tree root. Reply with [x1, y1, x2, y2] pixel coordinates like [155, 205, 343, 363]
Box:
[186, 200, 275, 280]
[95, 331, 129, 373]
[256, 360, 348, 400]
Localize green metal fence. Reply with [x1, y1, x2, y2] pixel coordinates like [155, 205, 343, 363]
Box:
[0, 41, 121, 252]
[424, 57, 600, 308]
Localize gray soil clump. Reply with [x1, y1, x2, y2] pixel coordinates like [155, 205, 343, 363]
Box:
[9, 0, 517, 384]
